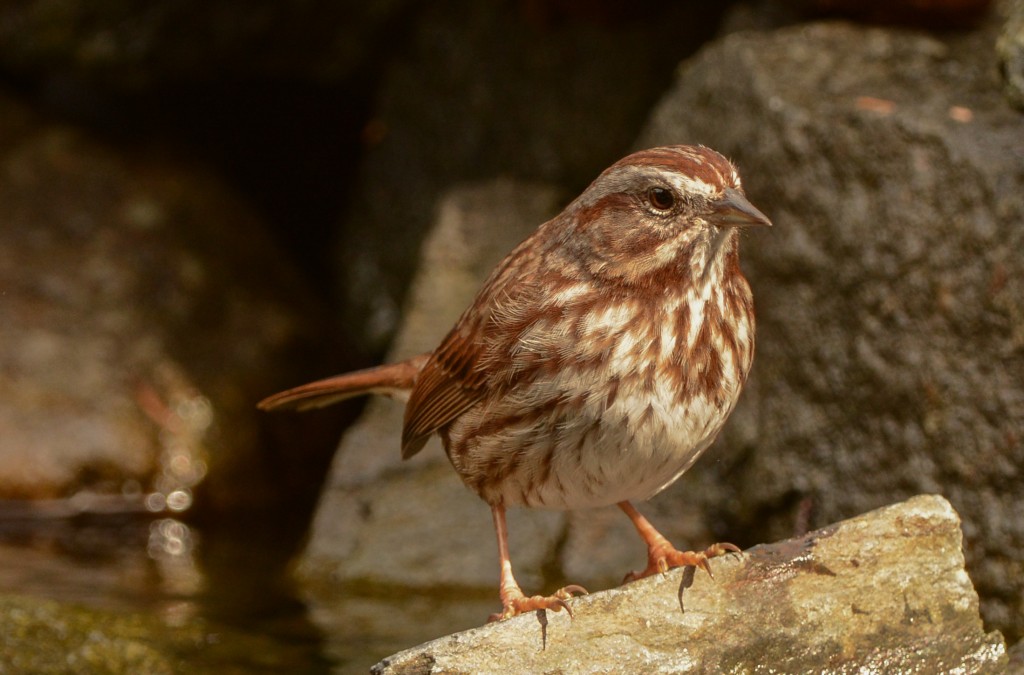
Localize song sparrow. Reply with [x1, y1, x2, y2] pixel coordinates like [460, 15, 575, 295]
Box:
[260, 145, 771, 620]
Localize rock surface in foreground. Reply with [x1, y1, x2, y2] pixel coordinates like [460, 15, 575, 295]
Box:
[373, 495, 1006, 674]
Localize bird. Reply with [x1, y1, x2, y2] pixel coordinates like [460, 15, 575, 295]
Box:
[259, 144, 771, 620]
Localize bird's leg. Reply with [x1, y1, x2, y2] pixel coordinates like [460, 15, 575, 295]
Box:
[618, 501, 740, 583]
[488, 504, 587, 621]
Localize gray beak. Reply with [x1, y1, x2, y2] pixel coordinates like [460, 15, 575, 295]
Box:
[711, 188, 772, 228]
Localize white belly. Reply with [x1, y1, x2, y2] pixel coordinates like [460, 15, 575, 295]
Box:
[448, 348, 746, 509]
[518, 374, 740, 509]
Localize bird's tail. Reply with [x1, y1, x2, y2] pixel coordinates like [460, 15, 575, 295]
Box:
[257, 353, 431, 412]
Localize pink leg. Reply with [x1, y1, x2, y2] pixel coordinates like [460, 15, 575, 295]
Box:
[618, 501, 740, 583]
[489, 504, 587, 621]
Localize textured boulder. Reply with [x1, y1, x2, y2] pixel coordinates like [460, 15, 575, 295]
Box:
[636, 20, 1024, 642]
[374, 495, 1007, 673]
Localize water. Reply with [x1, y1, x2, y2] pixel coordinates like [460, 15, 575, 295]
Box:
[0, 509, 489, 673]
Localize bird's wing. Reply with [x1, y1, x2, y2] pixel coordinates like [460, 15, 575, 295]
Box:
[399, 324, 489, 459]
[399, 246, 553, 459]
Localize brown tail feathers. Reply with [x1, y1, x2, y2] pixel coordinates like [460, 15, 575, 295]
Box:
[257, 353, 430, 412]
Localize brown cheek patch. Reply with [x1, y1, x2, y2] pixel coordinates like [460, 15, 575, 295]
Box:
[622, 229, 671, 261]
[574, 193, 634, 233]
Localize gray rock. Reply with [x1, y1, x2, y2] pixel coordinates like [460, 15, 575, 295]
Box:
[298, 180, 566, 595]
[637, 21, 1024, 643]
[374, 495, 1007, 674]
[0, 93, 327, 510]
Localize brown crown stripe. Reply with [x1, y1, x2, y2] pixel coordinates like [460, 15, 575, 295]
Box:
[604, 146, 737, 193]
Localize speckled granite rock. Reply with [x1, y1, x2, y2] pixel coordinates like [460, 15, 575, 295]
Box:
[373, 495, 1007, 674]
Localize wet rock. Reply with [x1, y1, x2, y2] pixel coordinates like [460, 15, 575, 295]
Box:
[0, 92, 328, 511]
[637, 21, 1024, 642]
[373, 495, 1008, 673]
[298, 180, 565, 597]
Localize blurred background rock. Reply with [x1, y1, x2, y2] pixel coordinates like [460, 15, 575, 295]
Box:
[0, 0, 1019, 673]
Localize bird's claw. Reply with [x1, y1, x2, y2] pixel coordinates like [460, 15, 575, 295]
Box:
[622, 541, 741, 584]
[489, 584, 589, 622]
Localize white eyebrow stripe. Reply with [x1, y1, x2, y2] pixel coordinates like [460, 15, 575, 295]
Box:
[664, 170, 720, 198]
[575, 165, 719, 206]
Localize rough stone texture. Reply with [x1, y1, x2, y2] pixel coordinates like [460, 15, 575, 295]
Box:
[0, 0, 413, 87]
[636, 21, 1024, 642]
[298, 180, 566, 594]
[999, 0, 1024, 109]
[0, 92, 328, 510]
[373, 495, 1007, 673]
[333, 0, 731, 355]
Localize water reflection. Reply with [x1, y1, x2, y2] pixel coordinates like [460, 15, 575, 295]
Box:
[306, 584, 496, 672]
[148, 517, 202, 601]
[0, 502, 528, 672]
[0, 509, 330, 673]
[137, 370, 211, 515]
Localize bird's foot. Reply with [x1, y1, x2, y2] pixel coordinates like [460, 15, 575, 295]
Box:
[622, 541, 740, 583]
[489, 584, 588, 622]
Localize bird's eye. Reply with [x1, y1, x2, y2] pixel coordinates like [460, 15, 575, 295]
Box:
[646, 187, 676, 212]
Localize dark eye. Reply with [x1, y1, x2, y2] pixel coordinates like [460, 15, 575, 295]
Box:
[646, 186, 675, 212]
